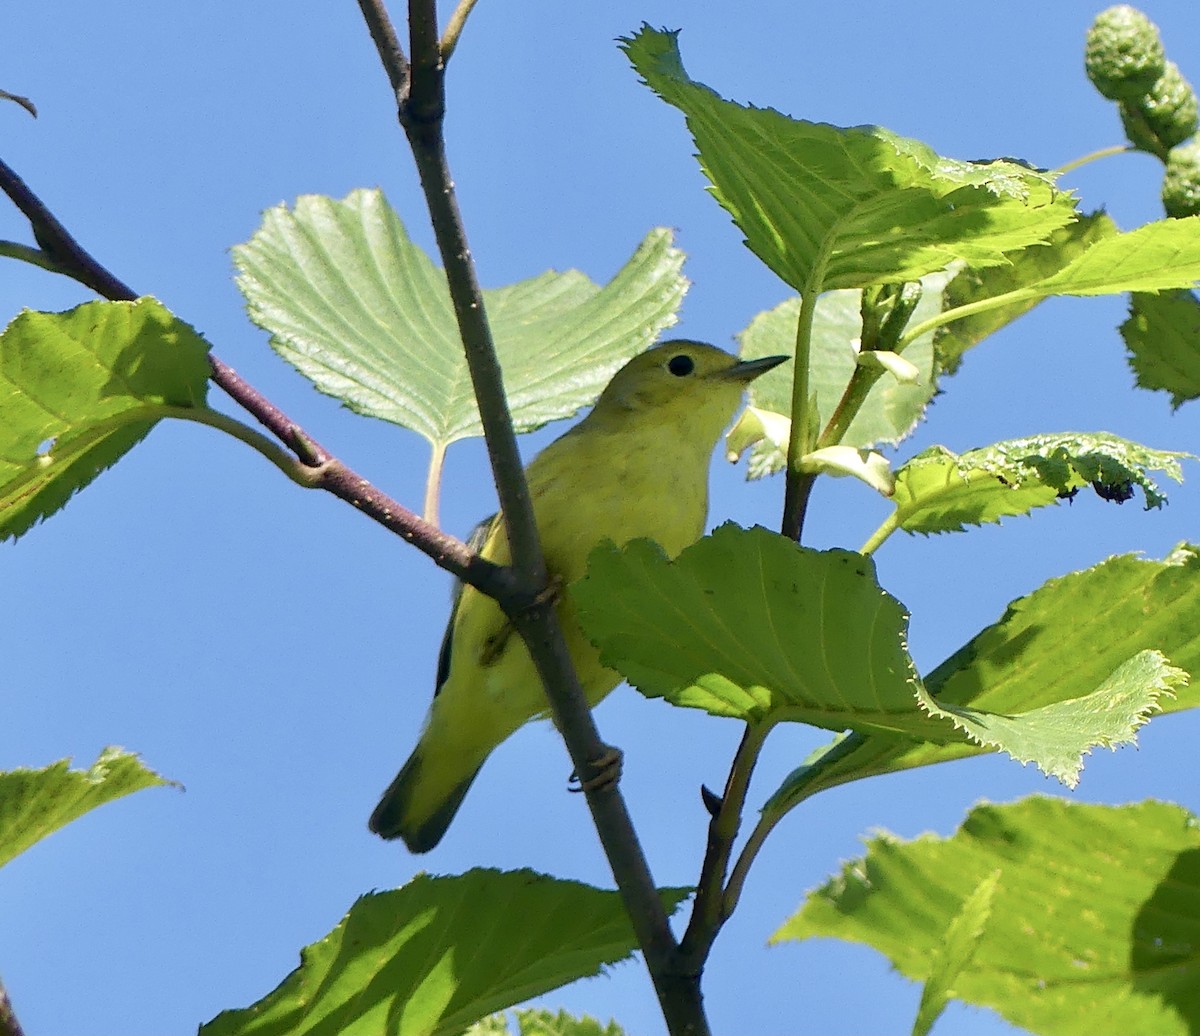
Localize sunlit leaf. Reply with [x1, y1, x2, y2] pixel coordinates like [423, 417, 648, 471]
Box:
[233, 190, 687, 452]
[1122, 289, 1200, 408]
[0, 298, 211, 541]
[916, 649, 1181, 788]
[936, 212, 1118, 375]
[771, 544, 1200, 807]
[891, 432, 1186, 535]
[622, 26, 1077, 294]
[775, 798, 1200, 1036]
[467, 1009, 627, 1036]
[578, 525, 1174, 787]
[0, 748, 174, 868]
[201, 869, 689, 1036]
[912, 871, 1000, 1036]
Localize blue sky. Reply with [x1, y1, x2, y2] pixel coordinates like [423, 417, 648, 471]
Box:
[3, 3, 1200, 1035]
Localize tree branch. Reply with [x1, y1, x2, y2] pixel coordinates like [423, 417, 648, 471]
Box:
[360, 3, 708, 1032]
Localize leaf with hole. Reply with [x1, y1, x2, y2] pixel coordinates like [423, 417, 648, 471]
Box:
[0, 297, 211, 541]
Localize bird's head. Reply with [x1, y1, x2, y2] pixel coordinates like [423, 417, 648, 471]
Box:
[588, 340, 788, 445]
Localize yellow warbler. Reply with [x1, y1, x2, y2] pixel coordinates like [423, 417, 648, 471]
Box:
[369, 340, 787, 852]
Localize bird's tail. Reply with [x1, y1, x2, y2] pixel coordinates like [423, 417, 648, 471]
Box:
[368, 738, 487, 853]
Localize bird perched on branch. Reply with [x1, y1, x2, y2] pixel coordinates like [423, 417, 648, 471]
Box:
[369, 340, 787, 852]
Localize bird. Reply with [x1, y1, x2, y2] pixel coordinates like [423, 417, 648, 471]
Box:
[369, 340, 788, 852]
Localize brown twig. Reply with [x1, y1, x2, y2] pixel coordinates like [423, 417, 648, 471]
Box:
[360, 2, 709, 1033]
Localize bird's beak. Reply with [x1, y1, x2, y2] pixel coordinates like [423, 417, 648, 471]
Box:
[718, 354, 790, 383]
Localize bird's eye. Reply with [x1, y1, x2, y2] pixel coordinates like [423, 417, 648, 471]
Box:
[667, 354, 695, 377]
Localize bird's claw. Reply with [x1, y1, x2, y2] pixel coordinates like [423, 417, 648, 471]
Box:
[568, 745, 624, 793]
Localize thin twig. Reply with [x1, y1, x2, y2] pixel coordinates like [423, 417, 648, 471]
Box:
[355, 0, 410, 99]
[679, 722, 772, 968]
[361, 3, 708, 1033]
[0, 976, 27, 1036]
[440, 0, 481, 61]
[423, 441, 446, 526]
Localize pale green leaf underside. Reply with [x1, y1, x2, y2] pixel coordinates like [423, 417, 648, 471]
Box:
[912, 870, 1001, 1036]
[893, 432, 1187, 535]
[577, 525, 1170, 785]
[1122, 289, 1200, 408]
[735, 275, 945, 478]
[233, 190, 687, 449]
[201, 869, 689, 1036]
[0, 748, 174, 868]
[622, 27, 1077, 294]
[0, 298, 211, 541]
[917, 649, 1181, 787]
[774, 797, 1200, 1036]
[770, 544, 1200, 807]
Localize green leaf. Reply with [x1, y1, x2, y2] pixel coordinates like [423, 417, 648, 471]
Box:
[0, 748, 174, 868]
[901, 216, 1200, 351]
[201, 869, 689, 1036]
[232, 190, 687, 452]
[1122, 289, 1200, 407]
[1031, 216, 1200, 295]
[770, 544, 1200, 807]
[0, 298, 211, 541]
[774, 797, 1200, 1036]
[621, 27, 1077, 294]
[891, 432, 1186, 535]
[936, 212, 1118, 375]
[916, 649, 1182, 788]
[911, 870, 1000, 1036]
[579, 525, 1178, 787]
[576, 524, 932, 736]
[734, 274, 945, 478]
[467, 1009, 627, 1036]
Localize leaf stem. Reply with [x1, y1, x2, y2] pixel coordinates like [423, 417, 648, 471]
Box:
[781, 287, 821, 541]
[0, 240, 63, 274]
[679, 720, 773, 968]
[1052, 143, 1131, 177]
[160, 406, 320, 488]
[898, 285, 1036, 353]
[424, 441, 446, 527]
[859, 511, 900, 555]
[722, 809, 787, 921]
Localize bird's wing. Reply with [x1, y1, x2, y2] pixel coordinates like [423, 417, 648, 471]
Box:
[434, 512, 501, 696]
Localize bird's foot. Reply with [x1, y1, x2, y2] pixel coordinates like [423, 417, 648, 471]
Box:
[568, 744, 624, 793]
[532, 573, 565, 609]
